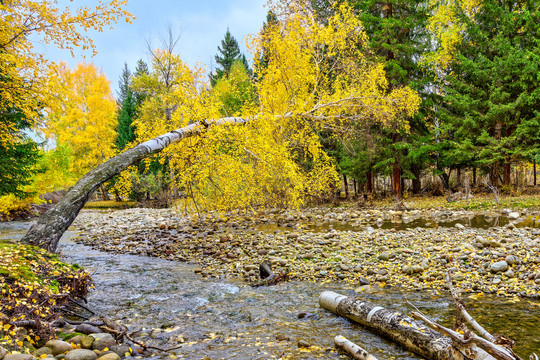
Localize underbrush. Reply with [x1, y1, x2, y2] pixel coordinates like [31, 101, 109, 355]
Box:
[0, 240, 93, 352]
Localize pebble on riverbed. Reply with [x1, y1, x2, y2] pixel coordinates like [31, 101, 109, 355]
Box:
[70, 207, 540, 299]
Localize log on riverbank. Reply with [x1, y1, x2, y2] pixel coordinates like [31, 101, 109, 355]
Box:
[319, 291, 497, 360]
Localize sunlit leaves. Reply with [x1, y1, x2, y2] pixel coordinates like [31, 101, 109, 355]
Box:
[45, 62, 117, 177]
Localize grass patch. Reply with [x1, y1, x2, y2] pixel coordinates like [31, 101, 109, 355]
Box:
[83, 200, 137, 209]
[369, 193, 540, 211]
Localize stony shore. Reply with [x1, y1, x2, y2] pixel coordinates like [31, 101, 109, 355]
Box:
[71, 207, 540, 298]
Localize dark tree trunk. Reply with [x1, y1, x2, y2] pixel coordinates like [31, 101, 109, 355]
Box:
[534, 159, 537, 186]
[503, 127, 512, 187]
[473, 167, 477, 187]
[343, 174, 349, 198]
[99, 184, 110, 201]
[392, 134, 401, 199]
[21, 117, 249, 253]
[411, 164, 421, 194]
[366, 168, 373, 193]
[491, 121, 503, 188]
[353, 179, 357, 197]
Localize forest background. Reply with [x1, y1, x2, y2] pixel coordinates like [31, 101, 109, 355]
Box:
[1, 0, 539, 218]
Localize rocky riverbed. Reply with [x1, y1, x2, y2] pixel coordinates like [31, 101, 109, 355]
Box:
[71, 207, 540, 299]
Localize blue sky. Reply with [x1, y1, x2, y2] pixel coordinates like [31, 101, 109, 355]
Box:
[40, 0, 268, 97]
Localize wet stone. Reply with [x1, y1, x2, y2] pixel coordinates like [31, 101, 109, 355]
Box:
[64, 349, 97, 360]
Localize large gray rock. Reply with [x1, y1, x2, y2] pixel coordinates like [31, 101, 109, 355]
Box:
[508, 212, 520, 219]
[45, 340, 72, 356]
[89, 334, 115, 351]
[64, 349, 98, 360]
[0, 346, 6, 360]
[490, 260, 509, 273]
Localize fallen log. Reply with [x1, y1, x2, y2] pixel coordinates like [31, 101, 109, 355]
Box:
[319, 291, 496, 360]
[334, 335, 378, 360]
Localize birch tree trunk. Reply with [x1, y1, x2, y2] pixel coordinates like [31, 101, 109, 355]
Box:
[319, 291, 497, 360]
[21, 117, 248, 253]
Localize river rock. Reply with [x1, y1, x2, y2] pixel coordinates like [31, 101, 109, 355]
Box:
[412, 265, 424, 274]
[109, 345, 130, 358]
[68, 336, 83, 346]
[3, 355, 36, 360]
[75, 324, 102, 335]
[45, 340, 73, 356]
[402, 265, 413, 275]
[64, 349, 98, 360]
[96, 354, 120, 360]
[244, 264, 258, 271]
[80, 336, 94, 349]
[297, 340, 310, 348]
[0, 346, 6, 360]
[33, 347, 52, 357]
[89, 334, 115, 351]
[504, 269, 515, 278]
[490, 261, 508, 273]
[508, 212, 520, 219]
[377, 252, 390, 261]
[455, 223, 465, 230]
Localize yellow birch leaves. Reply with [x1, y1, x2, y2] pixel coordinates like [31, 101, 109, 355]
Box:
[46, 63, 117, 177]
[131, 1, 420, 211]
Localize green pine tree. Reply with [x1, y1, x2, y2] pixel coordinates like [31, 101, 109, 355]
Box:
[439, 0, 540, 188]
[210, 29, 250, 85]
[115, 63, 137, 150]
[0, 95, 41, 197]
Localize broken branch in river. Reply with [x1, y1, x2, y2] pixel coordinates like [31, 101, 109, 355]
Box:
[319, 290, 499, 360]
[334, 335, 378, 360]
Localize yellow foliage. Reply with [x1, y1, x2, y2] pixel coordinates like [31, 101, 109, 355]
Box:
[132, 1, 420, 211]
[424, 0, 481, 70]
[45, 62, 117, 177]
[0, 0, 132, 122]
[0, 194, 30, 217]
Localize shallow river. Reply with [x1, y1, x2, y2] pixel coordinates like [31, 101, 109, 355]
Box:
[1, 221, 538, 359]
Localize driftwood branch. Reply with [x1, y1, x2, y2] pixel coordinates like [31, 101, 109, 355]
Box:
[411, 311, 516, 360]
[446, 271, 496, 342]
[334, 335, 378, 360]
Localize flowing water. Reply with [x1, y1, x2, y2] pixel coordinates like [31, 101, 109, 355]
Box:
[1, 221, 539, 359]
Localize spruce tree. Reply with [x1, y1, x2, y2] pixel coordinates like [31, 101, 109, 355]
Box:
[314, 0, 434, 196]
[115, 63, 137, 150]
[0, 87, 40, 197]
[439, 0, 540, 188]
[210, 29, 249, 85]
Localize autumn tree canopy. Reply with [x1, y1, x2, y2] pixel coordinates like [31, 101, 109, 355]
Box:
[124, 1, 420, 211]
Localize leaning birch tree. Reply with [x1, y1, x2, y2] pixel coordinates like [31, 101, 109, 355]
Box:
[22, 1, 420, 252]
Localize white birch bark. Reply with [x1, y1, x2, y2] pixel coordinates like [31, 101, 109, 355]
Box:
[21, 117, 249, 252]
[319, 291, 498, 360]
